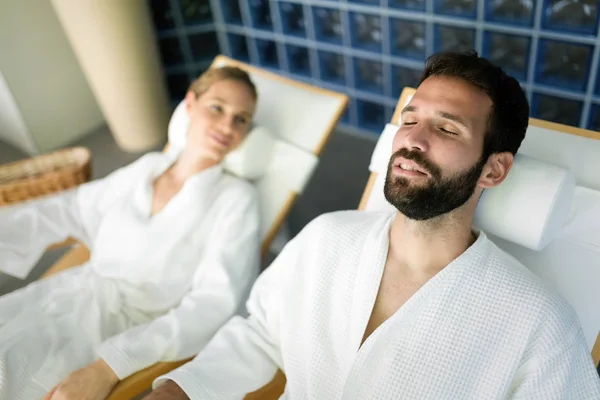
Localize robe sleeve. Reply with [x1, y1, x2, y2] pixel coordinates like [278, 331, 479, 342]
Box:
[0, 154, 154, 279]
[96, 183, 263, 380]
[149, 218, 305, 399]
[509, 315, 600, 398]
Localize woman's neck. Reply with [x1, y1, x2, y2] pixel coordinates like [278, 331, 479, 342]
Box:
[168, 150, 219, 183]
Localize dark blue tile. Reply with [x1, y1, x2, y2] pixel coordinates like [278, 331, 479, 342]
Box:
[313, 7, 344, 45]
[149, 0, 176, 31]
[228, 33, 250, 62]
[484, 0, 535, 27]
[586, 103, 600, 131]
[286, 45, 311, 77]
[433, 24, 475, 53]
[279, 2, 306, 37]
[158, 37, 186, 66]
[357, 99, 386, 132]
[535, 40, 592, 92]
[391, 65, 422, 98]
[166, 73, 191, 102]
[340, 106, 351, 124]
[188, 31, 220, 62]
[389, 0, 426, 11]
[354, 58, 384, 94]
[249, 0, 274, 31]
[255, 38, 279, 68]
[350, 12, 383, 53]
[194, 63, 212, 80]
[390, 18, 426, 60]
[531, 93, 582, 126]
[348, 0, 381, 5]
[221, 0, 243, 25]
[319, 50, 346, 85]
[482, 31, 531, 81]
[434, 0, 478, 19]
[542, 0, 599, 35]
[179, 0, 213, 25]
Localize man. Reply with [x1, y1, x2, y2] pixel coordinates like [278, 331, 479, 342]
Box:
[145, 51, 600, 399]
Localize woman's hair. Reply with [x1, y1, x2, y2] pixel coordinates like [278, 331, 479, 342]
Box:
[188, 66, 258, 101]
[419, 51, 529, 160]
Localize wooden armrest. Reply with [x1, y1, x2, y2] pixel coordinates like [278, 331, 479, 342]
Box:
[41, 243, 90, 279]
[105, 363, 286, 400]
[106, 360, 190, 400]
[592, 332, 600, 367]
[45, 237, 78, 251]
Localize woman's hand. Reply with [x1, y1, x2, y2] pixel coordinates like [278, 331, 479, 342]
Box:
[43, 358, 120, 400]
[142, 380, 190, 400]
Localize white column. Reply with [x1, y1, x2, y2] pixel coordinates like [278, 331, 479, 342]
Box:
[50, 0, 170, 152]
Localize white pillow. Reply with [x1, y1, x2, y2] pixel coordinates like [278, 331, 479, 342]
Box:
[369, 123, 576, 251]
[473, 154, 575, 251]
[167, 100, 275, 179]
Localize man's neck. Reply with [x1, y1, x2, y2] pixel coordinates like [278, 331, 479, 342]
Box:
[388, 207, 477, 276]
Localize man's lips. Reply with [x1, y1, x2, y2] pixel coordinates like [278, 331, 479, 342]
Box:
[393, 157, 430, 177]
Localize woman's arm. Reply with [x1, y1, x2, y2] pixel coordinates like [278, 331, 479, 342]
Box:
[96, 183, 262, 380]
[0, 153, 156, 279]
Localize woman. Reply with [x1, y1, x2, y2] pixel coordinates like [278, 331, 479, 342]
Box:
[0, 66, 260, 400]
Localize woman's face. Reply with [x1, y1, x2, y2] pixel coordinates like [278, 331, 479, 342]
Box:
[184, 79, 256, 163]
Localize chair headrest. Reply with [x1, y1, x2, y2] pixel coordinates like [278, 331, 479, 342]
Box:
[369, 124, 576, 251]
[167, 100, 276, 180]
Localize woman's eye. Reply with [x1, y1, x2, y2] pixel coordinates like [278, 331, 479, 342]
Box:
[403, 121, 417, 126]
[211, 104, 223, 113]
[235, 116, 248, 125]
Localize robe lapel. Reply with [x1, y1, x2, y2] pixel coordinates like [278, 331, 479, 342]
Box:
[341, 232, 492, 399]
[345, 214, 394, 360]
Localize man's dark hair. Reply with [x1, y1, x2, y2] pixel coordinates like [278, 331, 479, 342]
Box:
[419, 50, 529, 160]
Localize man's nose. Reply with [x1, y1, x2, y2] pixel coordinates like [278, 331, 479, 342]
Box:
[395, 123, 430, 153]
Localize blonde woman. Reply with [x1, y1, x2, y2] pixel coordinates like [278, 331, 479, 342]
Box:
[0, 66, 260, 400]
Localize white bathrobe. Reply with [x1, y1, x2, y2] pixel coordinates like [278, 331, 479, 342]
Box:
[0, 152, 260, 399]
[157, 211, 600, 399]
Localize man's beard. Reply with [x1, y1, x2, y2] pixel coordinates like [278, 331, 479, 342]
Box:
[384, 148, 486, 221]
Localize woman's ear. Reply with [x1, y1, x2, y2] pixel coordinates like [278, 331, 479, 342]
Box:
[479, 152, 514, 189]
[184, 91, 197, 115]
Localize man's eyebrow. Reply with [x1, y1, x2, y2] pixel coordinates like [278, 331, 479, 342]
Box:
[436, 111, 469, 128]
[401, 105, 417, 115]
[401, 105, 469, 129]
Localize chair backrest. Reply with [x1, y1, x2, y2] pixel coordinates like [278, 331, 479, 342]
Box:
[361, 87, 600, 365]
[172, 55, 348, 257]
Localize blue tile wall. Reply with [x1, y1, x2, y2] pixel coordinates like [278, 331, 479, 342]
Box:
[149, 0, 600, 135]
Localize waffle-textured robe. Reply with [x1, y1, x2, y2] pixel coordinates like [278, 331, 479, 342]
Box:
[0, 152, 260, 399]
[157, 211, 600, 399]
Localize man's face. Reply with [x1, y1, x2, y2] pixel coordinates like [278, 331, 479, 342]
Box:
[384, 76, 493, 220]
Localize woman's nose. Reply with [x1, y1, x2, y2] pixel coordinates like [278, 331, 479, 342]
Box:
[218, 116, 235, 136]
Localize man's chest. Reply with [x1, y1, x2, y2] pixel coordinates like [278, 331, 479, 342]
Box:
[361, 267, 432, 344]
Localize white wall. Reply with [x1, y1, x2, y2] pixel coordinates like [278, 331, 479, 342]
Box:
[0, 0, 104, 154]
[0, 70, 37, 154]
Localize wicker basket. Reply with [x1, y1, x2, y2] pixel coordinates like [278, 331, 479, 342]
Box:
[0, 147, 92, 206]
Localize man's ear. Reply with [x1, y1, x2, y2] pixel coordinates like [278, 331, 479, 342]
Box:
[479, 152, 513, 189]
